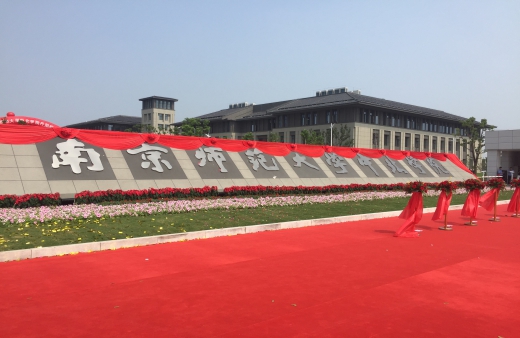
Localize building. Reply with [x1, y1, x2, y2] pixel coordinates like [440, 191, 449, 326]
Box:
[187, 88, 471, 160]
[65, 115, 142, 132]
[139, 96, 178, 131]
[485, 129, 520, 179]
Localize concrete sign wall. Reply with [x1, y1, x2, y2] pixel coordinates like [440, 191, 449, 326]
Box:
[0, 136, 475, 198]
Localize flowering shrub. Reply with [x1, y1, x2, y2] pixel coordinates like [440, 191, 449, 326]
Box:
[463, 178, 484, 191]
[403, 181, 428, 194]
[0, 195, 17, 208]
[74, 186, 218, 204]
[222, 183, 441, 197]
[486, 177, 506, 190]
[436, 180, 459, 194]
[510, 178, 520, 188]
[0, 193, 61, 208]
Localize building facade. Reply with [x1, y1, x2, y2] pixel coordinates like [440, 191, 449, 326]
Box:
[140, 96, 177, 131]
[485, 129, 520, 179]
[189, 89, 471, 161]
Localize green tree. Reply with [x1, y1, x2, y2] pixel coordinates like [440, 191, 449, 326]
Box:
[242, 132, 254, 140]
[332, 124, 354, 147]
[458, 117, 495, 174]
[301, 129, 325, 145]
[175, 118, 210, 137]
[267, 132, 279, 142]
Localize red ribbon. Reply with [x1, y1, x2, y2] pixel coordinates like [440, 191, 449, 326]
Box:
[461, 189, 481, 219]
[432, 190, 452, 221]
[507, 187, 520, 213]
[394, 192, 423, 238]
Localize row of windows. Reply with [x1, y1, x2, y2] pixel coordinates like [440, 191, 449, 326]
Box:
[360, 109, 463, 135]
[143, 113, 172, 122]
[373, 130, 464, 153]
[300, 111, 338, 126]
[142, 99, 174, 110]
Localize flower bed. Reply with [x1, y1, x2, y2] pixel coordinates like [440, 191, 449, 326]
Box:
[74, 186, 219, 204]
[0, 188, 476, 225]
[0, 180, 508, 210]
[0, 193, 60, 208]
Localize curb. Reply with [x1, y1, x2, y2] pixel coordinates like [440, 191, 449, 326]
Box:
[0, 200, 511, 263]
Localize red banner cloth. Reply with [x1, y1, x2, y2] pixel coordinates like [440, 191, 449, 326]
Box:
[432, 191, 452, 221]
[0, 124, 57, 144]
[507, 187, 520, 214]
[394, 192, 423, 238]
[479, 188, 500, 212]
[461, 189, 481, 219]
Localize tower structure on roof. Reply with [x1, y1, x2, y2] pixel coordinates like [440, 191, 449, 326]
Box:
[139, 96, 178, 131]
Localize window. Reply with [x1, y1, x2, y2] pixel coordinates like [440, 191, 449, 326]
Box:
[424, 135, 429, 151]
[164, 114, 170, 122]
[414, 134, 420, 151]
[440, 137, 446, 152]
[448, 138, 453, 152]
[432, 136, 438, 152]
[313, 113, 318, 125]
[405, 133, 411, 150]
[290, 131, 296, 143]
[279, 132, 285, 143]
[284, 115, 288, 128]
[158, 124, 164, 130]
[333, 110, 338, 123]
[384, 131, 391, 150]
[278, 116, 283, 128]
[372, 130, 380, 149]
[326, 111, 331, 124]
[307, 113, 311, 126]
[395, 132, 401, 150]
[363, 110, 368, 123]
[374, 112, 379, 125]
[158, 113, 164, 121]
[251, 123, 256, 132]
[391, 115, 395, 127]
[301, 114, 305, 126]
[107, 124, 113, 131]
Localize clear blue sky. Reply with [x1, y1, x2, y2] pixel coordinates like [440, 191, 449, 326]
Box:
[1, 0, 519, 129]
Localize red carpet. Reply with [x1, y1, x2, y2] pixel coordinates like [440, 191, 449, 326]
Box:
[1, 204, 519, 337]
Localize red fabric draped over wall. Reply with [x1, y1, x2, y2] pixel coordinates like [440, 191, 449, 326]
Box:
[0, 124, 473, 170]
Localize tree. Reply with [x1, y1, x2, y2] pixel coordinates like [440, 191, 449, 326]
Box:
[267, 132, 279, 142]
[332, 124, 354, 147]
[242, 132, 254, 140]
[125, 124, 159, 134]
[301, 129, 325, 145]
[459, 117, 495, 174]
[174, 118, 210, 137]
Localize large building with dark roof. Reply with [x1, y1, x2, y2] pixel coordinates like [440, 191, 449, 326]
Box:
[188, 88, 471, 163]
[65, 115, 142, 132]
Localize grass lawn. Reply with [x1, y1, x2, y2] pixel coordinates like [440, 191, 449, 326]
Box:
[0, 190, 514, 252]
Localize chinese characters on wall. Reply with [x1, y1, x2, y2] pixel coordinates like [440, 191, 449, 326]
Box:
[48, 140, 450, 178]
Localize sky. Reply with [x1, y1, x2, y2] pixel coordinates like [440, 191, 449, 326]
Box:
[1, 0, 519, 129]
